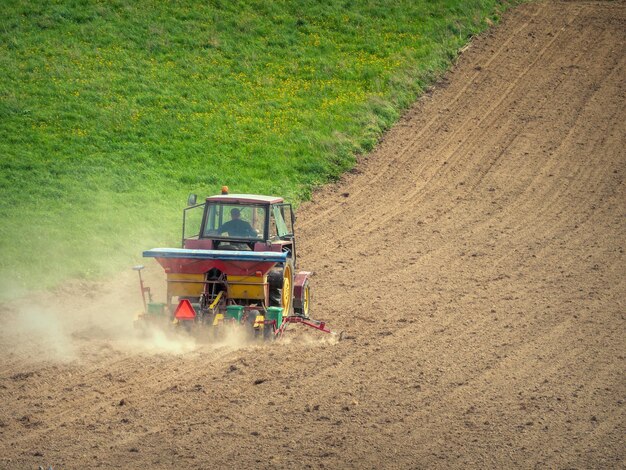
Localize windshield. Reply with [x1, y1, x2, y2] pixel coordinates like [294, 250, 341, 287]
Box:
[202, 203, 267, 240]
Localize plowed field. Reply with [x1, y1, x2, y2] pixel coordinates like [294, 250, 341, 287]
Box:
[1, 1, 624, 468]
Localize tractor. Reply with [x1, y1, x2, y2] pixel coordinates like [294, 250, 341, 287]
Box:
[134, 187, 331, 339]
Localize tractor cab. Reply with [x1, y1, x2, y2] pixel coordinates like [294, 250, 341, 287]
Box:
[182, 192, 297, 262]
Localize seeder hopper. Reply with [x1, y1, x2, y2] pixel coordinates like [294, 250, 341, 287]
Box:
[134, 187, 332, 340]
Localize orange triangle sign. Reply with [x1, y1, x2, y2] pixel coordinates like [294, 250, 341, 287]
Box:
[174, 299, 196, 320]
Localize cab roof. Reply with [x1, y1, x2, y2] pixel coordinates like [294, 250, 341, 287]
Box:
[205, 194, 284, 204]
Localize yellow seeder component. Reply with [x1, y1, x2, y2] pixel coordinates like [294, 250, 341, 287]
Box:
[212, 313, 224, 326]
[226, 275, 268, 300]
[167, 273, 204, 298]
[209, 291, 223, 310]
[254, 314, 265, 329]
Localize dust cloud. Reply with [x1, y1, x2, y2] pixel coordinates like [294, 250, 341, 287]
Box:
[0, 275, 199, 363]
[0, 305, 200, 363]
[0, 306, 78, 362]
[0, 298, 320, 364]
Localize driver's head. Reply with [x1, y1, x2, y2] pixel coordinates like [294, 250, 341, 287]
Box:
[230, 208, 241, 220]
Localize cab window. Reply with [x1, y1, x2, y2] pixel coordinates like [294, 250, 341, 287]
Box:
[202, 203, 266, 240]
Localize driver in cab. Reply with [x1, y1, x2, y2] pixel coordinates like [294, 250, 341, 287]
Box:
[218, 208, 257, 238]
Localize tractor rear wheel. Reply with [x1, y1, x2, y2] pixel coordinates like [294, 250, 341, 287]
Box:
[269, 290, 281, 306]
[281, 262, 293, 314]
[267, 261, 294, 315]
[268, 268, 282, 307]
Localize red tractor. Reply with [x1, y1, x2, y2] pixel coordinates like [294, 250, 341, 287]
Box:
[134, 187, 330, 339]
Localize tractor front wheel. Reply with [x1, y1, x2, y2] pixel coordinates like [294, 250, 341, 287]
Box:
[294, 281, 310, 318]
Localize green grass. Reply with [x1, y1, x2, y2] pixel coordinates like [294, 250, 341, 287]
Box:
[0, 0, 516, 298]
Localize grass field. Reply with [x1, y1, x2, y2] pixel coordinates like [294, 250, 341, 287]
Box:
[0, 0, 515, 297]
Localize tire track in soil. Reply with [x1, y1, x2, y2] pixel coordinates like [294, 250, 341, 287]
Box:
[297, 3, 550, 232]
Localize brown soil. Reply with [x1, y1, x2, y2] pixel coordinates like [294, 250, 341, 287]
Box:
[1, 1, 624, 468]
